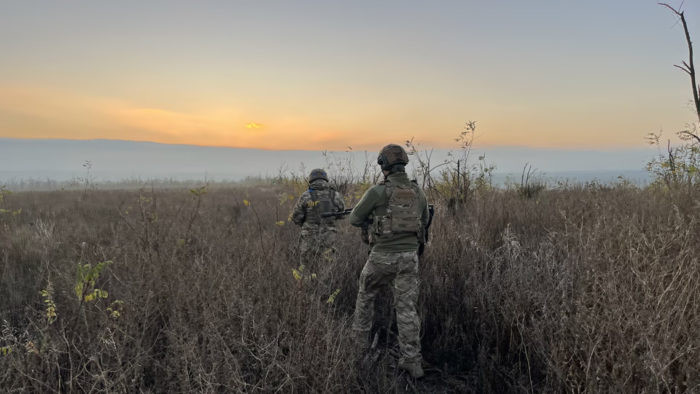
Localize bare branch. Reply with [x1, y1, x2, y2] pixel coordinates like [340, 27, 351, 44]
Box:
[660, 2, 700, 123]
[680, 129, 700, 144]
[667, 139, 676, 179]
[674, 64, 692, 75]
[428, 161, 450, 172]
[658, 3, 682, 17]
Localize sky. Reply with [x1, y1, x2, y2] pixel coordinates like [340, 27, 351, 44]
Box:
[0, 0, 698, 151]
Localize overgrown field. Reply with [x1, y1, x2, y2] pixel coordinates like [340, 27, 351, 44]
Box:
[0, 182, 698, 392]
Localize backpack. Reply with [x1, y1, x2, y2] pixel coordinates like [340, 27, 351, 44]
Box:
[305, 188, 337, 225]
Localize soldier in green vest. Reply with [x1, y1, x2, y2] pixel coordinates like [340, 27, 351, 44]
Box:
[349, 144, 430, 379]
[292, 169, 345, 273]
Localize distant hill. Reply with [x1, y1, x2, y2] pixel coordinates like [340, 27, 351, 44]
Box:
[0, 138, 654, 185]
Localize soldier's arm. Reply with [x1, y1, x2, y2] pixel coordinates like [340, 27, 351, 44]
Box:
[334, 191, 346, 212]
[291, 193, 309, 226]
[349, 187, 378, 227]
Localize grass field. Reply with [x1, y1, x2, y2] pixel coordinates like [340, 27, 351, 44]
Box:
[0, 180, 698, 392]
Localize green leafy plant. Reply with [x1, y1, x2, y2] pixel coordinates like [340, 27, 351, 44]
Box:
[40, 284, 57, 325]
[74, 261, 112, 302]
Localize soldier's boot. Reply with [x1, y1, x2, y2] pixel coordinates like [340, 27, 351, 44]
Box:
[398, 360, 424, 379]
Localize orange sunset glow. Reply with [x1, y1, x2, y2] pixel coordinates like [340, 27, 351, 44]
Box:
[0, 1, 697, 151]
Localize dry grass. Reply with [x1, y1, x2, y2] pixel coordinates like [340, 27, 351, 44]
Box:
[0, 181, 698, 392]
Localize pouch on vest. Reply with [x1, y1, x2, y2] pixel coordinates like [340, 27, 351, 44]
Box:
[376, 183, 421, 236]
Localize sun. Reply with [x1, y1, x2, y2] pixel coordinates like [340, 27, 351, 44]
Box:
[245, 122, 263, 129]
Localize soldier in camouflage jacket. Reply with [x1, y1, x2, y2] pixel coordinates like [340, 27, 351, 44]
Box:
[348, 145, 429, 379]
[292, 169, 345, 273]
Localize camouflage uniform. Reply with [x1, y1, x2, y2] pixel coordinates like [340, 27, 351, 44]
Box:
[349, 167, 429, 370]
[292, 178, 345, 272]
[354, 250, 421, 362]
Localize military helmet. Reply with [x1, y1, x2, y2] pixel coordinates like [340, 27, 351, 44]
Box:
[308, 168, 328, 183]
[377, 144, 409, 170]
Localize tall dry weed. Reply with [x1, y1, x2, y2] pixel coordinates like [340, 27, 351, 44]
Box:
[0, 181, 697, 392]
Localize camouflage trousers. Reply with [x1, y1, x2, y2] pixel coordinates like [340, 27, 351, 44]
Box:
[352, 250, 422, 364]
[299, 226, 337, 275]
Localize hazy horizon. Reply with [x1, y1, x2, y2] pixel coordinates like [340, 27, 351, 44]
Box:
[0, 137, 654, 188]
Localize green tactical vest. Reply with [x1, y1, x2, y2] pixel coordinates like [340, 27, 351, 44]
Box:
[305, 188, 337, 226]
[373, 181, 421, 238]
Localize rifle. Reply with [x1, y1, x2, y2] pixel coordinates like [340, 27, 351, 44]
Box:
[323, 205, 434, 229]
[419, 204, 435, 256]
[320, 208, 353, 218]
[320, 208, 374, 244]
[322, 205, 434, 221]
[425, 204, 435, 242]
[324, 205, 435, 251]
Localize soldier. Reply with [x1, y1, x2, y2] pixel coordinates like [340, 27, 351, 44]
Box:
[291, 169, 345, 273]
[349, 144, 429, 379]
